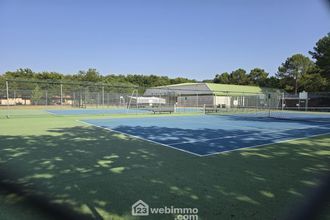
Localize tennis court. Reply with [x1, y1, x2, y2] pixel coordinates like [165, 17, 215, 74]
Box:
[82, 113, 330, 156]
[1, 78, 330, 219]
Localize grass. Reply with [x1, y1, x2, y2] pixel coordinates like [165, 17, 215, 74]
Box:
[0, 112, 329, 219]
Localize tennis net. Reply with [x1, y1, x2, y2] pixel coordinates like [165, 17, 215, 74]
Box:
[269, 107, 330, 123]
[204, 105, 330, 123]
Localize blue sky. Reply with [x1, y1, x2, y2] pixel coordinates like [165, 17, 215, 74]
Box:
[1, 0, 329, 80]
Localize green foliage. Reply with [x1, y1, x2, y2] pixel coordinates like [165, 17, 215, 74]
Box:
[31, 85, 43, 104]
[214, 72, 230, 84]
[248, 68, 269, 86]
[202, 79, 213, 83]
[4, 68, 34, 78]
[0, 77, 5, 90]
[230, 69, 248, 85]
[213, 69, 249, 85]
[77, 69, 101, 82]
[211, 34, 330, 91]
[263, 76, 280, 88]
[36, 71, 63, 81]
[0, 69, 195, 91]
[276, 54, 315, 94]
[309, 33, 330, 79]
[300, 72, 327, 92]
[214, 69, 267, 86]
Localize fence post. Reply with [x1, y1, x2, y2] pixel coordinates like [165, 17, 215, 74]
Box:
[45, 89, 48, 106]
[107, 92, 110, 107]
[97, 92, 100, 108]
[102, 86, 105, 107]
[196, 92, 199, 109]
[6, 81, 9, 104]
[6, 81, 9, 116]
[72, 92, 75, 107]
[60, 84, 63, 105]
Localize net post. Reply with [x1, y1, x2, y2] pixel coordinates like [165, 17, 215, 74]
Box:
[203, 104, 206, 115]
[174, 103, 177, 113]
[267, 93, 271, 118]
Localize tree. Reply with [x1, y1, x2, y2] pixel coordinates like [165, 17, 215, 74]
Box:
[36, 71, 63, 81]
[248, 68, 269, 86]
[202, 79, 213, 83]
[0, 76, 5, 90]
[276, 54, 315, 94]
[300, 72, 327, 92]
[31, 85, 43, 105]
[309, 33, 330, 80]
[4, 68, 34, 79]
[230, 68, 248, 85]
[264, 76, 280, 88]
[77, 69, 101, 82]
[213, 72, 230, 84]
[170, 77, 195, 85]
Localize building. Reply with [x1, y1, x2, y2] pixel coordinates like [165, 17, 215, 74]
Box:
[127, 96, 166, 108]
[144, 83, 281, 108]
[0, 98, 31, 105]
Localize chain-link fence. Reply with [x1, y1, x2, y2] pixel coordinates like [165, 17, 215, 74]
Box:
[1, 79, 329, 118]
[281, 92, 330, 111]
[0, 79, 138, 108]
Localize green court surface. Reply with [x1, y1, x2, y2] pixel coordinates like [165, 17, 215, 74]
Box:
[0, 112, 329, 220]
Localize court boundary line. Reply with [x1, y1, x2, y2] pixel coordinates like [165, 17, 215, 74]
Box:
[77, 120, 203, 157]
[201, 131, 330, 157]
[45, 110, 57, 115]
[169, 123, 330, 145]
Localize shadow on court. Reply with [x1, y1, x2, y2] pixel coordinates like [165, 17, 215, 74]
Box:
[0, 125, 329, 219]
[89, 116, 330, 156]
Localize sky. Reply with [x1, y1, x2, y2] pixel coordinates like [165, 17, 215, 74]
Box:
[0, 0, 329, 80]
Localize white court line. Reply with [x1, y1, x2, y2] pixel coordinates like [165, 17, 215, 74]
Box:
[45, 110, 57, 115]
[186, 119, 270, 131]
[173, 114, 327, 132]
[201, 131, 330, 157]
[77, 119, 330, 157]
[169, 123, 330, 146]
[77, 120, 203, 157]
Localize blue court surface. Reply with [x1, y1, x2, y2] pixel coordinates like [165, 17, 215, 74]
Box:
[46, 108, 148, 115]
[81, 115, 330, 156]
